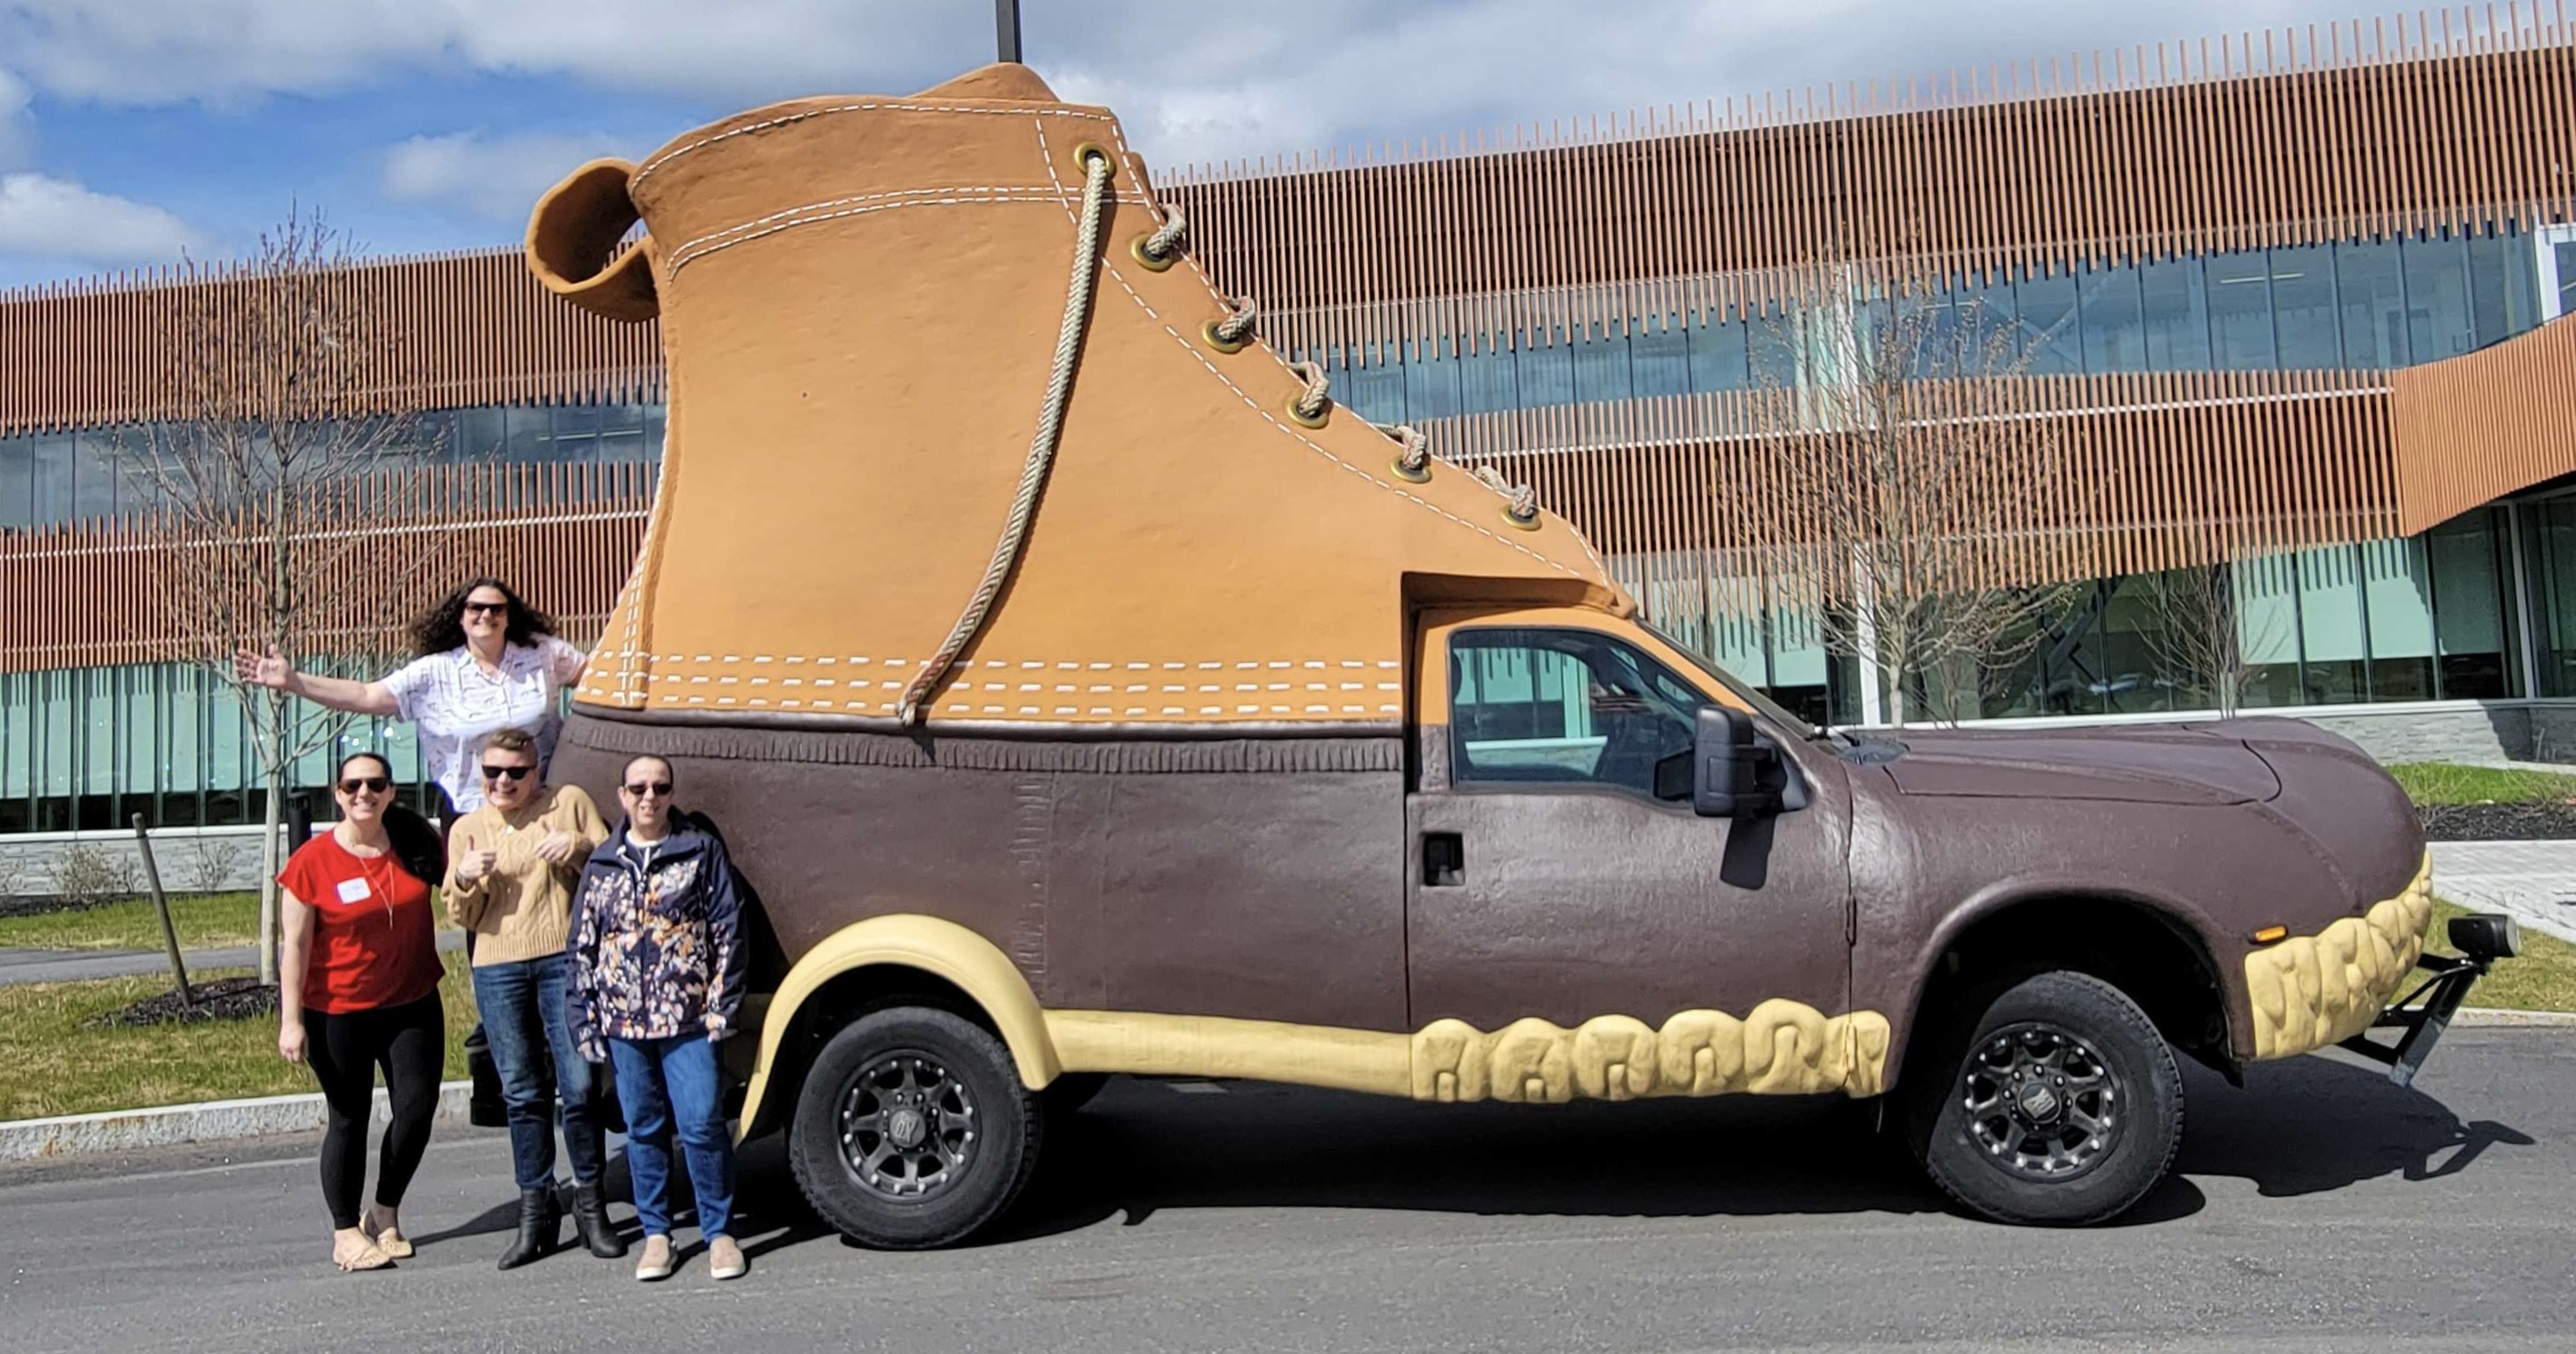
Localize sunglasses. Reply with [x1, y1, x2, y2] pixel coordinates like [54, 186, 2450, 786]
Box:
[622, 781, 673, 798]
[337, 776, 391, 794]
[480, 763, 534, 783]
[462, 600, 510, 616]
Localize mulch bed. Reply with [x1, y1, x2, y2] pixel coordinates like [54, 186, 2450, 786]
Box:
[2420, 802, 2576, 842]
[84, 976, 276, 1028]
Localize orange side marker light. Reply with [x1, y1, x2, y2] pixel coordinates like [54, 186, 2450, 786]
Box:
[2251, 925, 2289, 945]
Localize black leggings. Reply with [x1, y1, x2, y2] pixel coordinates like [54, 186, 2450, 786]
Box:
[305, 994, 445, 1230]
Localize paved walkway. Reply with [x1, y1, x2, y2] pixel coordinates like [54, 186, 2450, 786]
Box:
[0, 929, 465, 986]
[2428, 840, 2576, 946]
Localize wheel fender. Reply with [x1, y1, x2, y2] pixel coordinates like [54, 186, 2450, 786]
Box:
[739, 915, 1063, 1134]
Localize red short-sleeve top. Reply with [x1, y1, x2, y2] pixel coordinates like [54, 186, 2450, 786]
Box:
[278, 830, 443, 1014]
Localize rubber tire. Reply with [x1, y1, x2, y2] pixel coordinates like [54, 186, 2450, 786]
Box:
[1044, 1071, 1111, 1115]
[788, 1007, 1044, 1249]
[1906, 970, 2183, 1226]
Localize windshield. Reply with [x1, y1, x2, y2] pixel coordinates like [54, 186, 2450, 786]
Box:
[1636, 616, 1829, 741]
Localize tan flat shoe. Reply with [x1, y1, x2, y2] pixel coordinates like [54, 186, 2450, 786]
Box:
[362, 1211, 415, 1260]
[633, 1234, 673, 1282]
[706, 1235, 746, 1281]
[332, 1236, 394, 1272]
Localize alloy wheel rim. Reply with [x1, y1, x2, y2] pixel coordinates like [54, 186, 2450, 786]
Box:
[839, 1051, 978, 1201]
[1960, 1022, 2121, 1181]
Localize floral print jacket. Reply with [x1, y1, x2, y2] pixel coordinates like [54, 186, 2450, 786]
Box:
[566, 816, 747, 1063]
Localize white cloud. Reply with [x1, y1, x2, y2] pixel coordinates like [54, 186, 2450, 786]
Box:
[382, 129, 632, 221]
[0, 0, 2480, 169]
[0, 68, 30, 166]
[0, 171, 198, 264]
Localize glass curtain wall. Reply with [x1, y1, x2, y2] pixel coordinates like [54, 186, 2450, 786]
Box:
[0, 660, 431, 833]
[0, 401, 666, 532]
[1303, 229, 2545, 429]
[1628, 510, 2524, 725]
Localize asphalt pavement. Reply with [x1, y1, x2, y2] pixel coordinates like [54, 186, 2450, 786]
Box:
[0, 1030, 2567, 1354]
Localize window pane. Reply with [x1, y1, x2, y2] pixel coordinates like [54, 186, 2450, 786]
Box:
[1517, 329, 1575, 407]
[2360, 537, 2436, 700]
[1449, 629, 1700, 799]
[2467, 229, 2541, 348]
[2140, 257, 2212, 371]
[1404, 337, 1461, 420]
[2269, 244, 2342, 369]
[2079, 262, 2146, 373]
[2294, 545, 2366, 703]
[1630, 323, 1689, 397]
[2557, 241, 2576, 319]
[1747, 310, 1800, 386]
[32, 432, 74, 528]
[0, 435, 31, 529]
[1571, 324, 1631, 405]
[2098, 574, 2173, 711]
[2431, 511, 2513, 697]
[2336, 239, 2410, 366]
[2403, 232, 2474, 362]
[2526, 499, 2576, 695]
[1687, 312, 1750, 393]
[2207, 251, 2278, 369]
[2234, 552, 2303, 708]
[1344, 347, 1407, 423]
[1457, 343, 1519, 414]
[2013, 267, 2081, 374]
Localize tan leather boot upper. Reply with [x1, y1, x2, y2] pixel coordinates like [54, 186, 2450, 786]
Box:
[529, 64, 1628, 729]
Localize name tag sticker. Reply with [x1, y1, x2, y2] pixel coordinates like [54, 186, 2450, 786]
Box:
[336, 877, 372, 904]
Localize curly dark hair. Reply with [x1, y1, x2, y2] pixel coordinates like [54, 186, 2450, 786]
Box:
[408, 578, 558, 659]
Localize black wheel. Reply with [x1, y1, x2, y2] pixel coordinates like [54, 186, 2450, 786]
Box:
[1906, 970, 2182, 1226]
[788, 1006, 1043, 1248]
[1044, 1071, 1110, 1115]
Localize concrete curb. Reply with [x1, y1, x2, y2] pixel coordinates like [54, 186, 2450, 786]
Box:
[0, 1080, 475, 1164]
[2452, 1005, 2576, 1027]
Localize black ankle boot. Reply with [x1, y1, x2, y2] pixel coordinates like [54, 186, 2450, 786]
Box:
[568, 1181, 627, 1259]
[497, 1187, 560, 1270]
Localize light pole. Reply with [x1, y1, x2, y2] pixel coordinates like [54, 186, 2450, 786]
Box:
[997, 0, 1023, 63]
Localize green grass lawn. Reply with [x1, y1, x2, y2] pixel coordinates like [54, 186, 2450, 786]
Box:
[0, 951, 477, 1122]
[2430, 898, 2576, 1014]
[0, 892, 263, 952]
[2388, 762, 2576, 806]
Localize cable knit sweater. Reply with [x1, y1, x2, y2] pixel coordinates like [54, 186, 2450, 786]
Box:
[443, 784, 609, 967]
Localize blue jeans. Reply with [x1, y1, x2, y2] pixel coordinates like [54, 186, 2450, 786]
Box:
[471, 955, 605, 1192]
[607, 1034, 735, 1240]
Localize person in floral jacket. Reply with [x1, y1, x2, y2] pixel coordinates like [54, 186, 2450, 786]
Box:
[567, 754, 749, 1283]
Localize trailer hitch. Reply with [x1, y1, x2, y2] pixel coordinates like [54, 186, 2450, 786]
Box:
[2337, 913, 2523, 1088]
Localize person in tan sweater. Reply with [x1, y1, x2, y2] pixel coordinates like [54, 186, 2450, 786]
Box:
[445, 727, 618, 1269]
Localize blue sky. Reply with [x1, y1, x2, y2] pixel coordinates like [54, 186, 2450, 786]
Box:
[0, 0, 2430, 288]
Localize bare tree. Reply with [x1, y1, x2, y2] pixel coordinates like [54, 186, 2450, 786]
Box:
[1736, 260, 2096, 727]
[2137, 560, 2294, 718]
[124, 210, 437, 982]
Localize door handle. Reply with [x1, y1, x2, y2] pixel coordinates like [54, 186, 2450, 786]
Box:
[1422, 832, 1464, 887]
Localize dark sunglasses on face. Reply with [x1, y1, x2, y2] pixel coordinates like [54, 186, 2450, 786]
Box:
[463, 600, 510, 616]
[480, 763, 534, 783]
[623, 782, 673, 798]
[338, 776, 391, 794]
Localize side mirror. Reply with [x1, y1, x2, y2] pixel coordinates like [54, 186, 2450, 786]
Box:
[1691, 706, 1800, 819]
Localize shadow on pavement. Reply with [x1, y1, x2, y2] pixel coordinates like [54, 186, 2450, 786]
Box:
[2174, 1054, 2535, 1196]
[547, 1045, 2530, 1260]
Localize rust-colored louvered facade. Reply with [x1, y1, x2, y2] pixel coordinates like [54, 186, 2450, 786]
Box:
[6, 7, 2576, 823]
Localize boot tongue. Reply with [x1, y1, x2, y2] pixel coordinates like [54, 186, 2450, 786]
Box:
[913, 63, 1057, 102]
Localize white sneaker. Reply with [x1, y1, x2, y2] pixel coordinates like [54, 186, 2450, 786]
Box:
[633, 1234, 673, 1282]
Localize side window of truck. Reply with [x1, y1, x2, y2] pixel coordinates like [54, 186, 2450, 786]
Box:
[1448, 629, 1704, 800]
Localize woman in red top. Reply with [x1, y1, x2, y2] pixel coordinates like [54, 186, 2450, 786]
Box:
[277, 751, 447, 1271]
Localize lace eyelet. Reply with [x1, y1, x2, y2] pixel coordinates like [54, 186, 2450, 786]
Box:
[1500, 505, 1542, 532]
[1389, 457, 1432, 483]
[1285, 396, 1331, 429]
[1130, 235, 1178, 272]
[1071, 142, 1113, 173]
